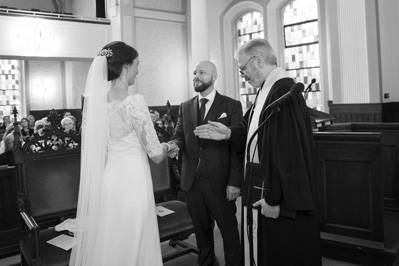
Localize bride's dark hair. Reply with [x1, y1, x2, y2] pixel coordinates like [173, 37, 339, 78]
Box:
[102, 41, 138, 81]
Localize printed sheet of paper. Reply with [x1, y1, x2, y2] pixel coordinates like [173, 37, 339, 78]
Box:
[156, 205, 175, 217]
[47, 234, 79, 251]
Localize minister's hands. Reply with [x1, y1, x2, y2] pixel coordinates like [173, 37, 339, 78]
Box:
[253, 199, 280, 219]
[193, 121, 230, 141]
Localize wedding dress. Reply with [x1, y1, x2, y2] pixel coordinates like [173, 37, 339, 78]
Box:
[88, 94, 163, 265]
[69, 55, 164, 265]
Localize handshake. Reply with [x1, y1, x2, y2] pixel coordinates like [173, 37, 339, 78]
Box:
[165, 141, 179, 159]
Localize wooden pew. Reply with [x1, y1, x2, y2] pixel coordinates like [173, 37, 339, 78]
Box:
[328, 101, 399, 123]
[15, 110, 81, 266]
[0, 166, 20, 259]
[314, 131, 399, 266]
[149, 159, 197, 262]
[4, 109, 195, 265]
[325, 123, 399, 210]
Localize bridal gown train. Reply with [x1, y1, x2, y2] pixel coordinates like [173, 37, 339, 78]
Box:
[90, 94, 163, 266]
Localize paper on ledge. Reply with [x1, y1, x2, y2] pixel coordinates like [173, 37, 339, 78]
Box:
[156, 205, 175, 217]
[47, 234, 79, 251]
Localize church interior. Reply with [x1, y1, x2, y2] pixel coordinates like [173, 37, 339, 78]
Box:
[0, 0, 398, 265]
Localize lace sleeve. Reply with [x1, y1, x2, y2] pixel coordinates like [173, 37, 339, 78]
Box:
[123, 95, 163, 158]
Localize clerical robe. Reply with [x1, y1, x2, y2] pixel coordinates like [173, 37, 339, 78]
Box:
[229, 77, 321, 266]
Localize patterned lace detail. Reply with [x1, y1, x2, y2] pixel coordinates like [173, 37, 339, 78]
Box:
[107, 94, 162, 158]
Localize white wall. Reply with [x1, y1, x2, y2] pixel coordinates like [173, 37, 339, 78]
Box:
[378, 0, 399, 103]
[0, 0, 71, 13]
[132, 1, 189, 106]
[135, 16, 188, 106]
[72, 0, 95, 18]
[103, 0, 188, 107]
[26, 60, 63, 110]
[0, 15, 110, 59]
[336, 0, 371, 103]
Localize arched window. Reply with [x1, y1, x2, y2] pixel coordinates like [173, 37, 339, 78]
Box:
[283, 0, 321, 110]
[236, 11, 264, 111]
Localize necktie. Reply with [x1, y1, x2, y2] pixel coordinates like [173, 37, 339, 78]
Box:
[199, 98, 209, 121]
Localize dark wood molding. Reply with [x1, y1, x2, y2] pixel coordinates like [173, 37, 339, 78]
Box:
[328, 102, 399, 123]
[314, 129, 399, 265]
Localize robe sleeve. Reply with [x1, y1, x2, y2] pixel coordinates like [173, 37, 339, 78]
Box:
[226, 99, 244, 188]
[260, 80, 316, 211]
[229, 107, 251, 154]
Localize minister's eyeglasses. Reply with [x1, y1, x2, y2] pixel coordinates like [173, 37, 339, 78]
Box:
[239, 56, 256, 75]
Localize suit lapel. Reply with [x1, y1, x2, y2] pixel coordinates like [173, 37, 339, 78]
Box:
[190, 96, 199, 128]
[206, 91, 223, 122]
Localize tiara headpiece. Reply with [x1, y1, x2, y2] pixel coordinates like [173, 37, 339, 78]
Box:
[97, 48, 113, 57]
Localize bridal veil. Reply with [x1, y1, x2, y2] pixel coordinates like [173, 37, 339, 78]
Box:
[69, 55, 110, 266]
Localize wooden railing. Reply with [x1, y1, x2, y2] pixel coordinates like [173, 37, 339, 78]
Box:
[328, 101, 399, 123]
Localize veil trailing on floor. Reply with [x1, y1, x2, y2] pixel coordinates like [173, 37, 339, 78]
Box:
[69, 55, 110, 266]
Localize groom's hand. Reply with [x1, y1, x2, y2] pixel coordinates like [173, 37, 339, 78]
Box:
[167, 142, 179, 159]
[226, 185, 240, 201]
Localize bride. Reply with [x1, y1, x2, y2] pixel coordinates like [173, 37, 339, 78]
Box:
[70, 41, 170, 266]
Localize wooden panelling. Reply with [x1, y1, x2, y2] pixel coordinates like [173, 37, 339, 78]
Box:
[0, 167, 20, 259]
[314, 131, 399, 265]
[328, 102, 399, 123]
[326, 123, 399, 210]
[314, 132, 384, 242]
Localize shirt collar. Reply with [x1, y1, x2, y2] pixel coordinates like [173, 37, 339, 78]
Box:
[261, 66, 290, 92]
[198, 89, 216, 104]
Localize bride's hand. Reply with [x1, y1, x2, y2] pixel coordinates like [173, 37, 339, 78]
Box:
[166, 142, 179, 158]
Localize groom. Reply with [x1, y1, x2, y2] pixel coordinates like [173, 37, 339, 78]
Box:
[168, 61, 243, 266]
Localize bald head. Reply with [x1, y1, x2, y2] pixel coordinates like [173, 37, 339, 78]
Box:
[193, 61, 218, 96]
[196, 61, 218, 76]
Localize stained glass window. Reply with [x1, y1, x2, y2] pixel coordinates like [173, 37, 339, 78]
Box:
[0, 60, 21, 120]
[283, 0, 321, 110]
[236, 11, 264, 111]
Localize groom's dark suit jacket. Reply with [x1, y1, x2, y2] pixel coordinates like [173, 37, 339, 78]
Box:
[171, 91, 243, 197]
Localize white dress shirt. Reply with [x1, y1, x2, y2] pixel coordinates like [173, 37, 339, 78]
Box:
[198, 89, 216, 118]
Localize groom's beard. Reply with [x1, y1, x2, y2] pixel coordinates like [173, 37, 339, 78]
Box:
[194, 79, 213, 93]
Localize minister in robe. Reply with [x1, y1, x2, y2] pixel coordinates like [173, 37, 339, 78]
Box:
[194, 38, 321, 266]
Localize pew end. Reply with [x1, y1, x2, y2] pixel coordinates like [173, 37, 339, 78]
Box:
[14, 110, 81, 266]
[14, 108, 197, 265]
[314, 130, 399, 266]
[149, 159, 198, 262]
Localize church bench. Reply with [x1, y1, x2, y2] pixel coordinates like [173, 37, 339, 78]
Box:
[149, 159, 197, 262]
[14, 109, 82, 266]
[12, 109, 196, 265]
[328, 101, 399, 123]
[313, 131, 399, 266]
[325, 122, 399, 210]
[0, 166, 20, 259]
